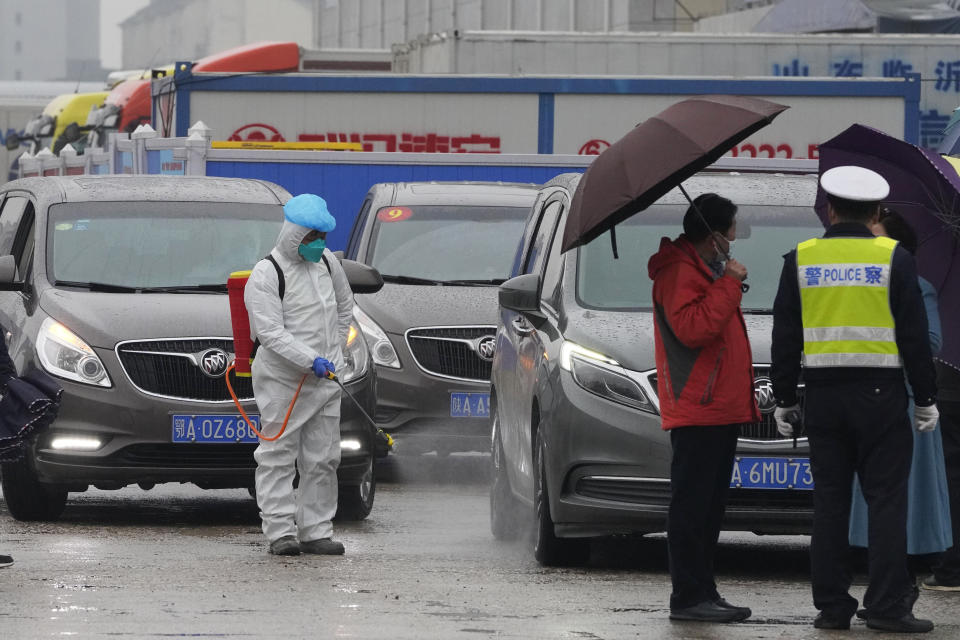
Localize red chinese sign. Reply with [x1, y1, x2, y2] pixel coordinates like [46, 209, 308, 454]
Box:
[228, 125, 501, 153]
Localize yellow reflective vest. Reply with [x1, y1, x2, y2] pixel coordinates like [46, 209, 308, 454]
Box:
[796, 236, 901, 368]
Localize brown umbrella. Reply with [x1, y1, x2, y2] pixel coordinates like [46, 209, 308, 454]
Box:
[561, 95, 789, 252]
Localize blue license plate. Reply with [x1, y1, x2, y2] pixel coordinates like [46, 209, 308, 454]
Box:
[730, 456, 814, 490]
[450, 393, 490, 418]
[172, 414, 260, 443]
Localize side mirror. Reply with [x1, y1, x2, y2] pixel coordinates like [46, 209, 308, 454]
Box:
[499, 273, 542, 316]
[62, 122, 82, 143]
[340, 258, 383, 294]
[5, 132, 20, 151]
[0, 255, 24, 291]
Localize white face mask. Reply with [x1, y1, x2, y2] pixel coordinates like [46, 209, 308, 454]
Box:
[711, 233, 734, 262]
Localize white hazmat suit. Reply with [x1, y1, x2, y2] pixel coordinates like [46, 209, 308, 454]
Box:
[245, 219, 353, 544]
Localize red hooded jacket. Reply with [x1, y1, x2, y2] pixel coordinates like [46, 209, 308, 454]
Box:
[647, 235, 760, 430]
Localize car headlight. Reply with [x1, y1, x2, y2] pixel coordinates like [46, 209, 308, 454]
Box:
[36, 317, 112, 387]
[560, 341, 654, 414]
[339, 323, 370, 383]
[353, 305, 400, 369]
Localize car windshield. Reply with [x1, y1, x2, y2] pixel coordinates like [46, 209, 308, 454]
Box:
[576, 204, 823, 312]
[47, 202, 281, 289]
[366, 205, 529, 282]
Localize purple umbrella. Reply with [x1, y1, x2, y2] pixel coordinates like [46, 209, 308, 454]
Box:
[816, 123, 960, 369]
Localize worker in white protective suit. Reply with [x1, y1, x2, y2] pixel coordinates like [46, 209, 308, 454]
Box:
[245, 193, 354, 556]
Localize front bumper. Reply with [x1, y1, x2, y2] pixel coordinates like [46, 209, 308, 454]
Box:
[371, 334, 491, 453]
[547, 372, 813, 538]
[30, 365, 376, 490]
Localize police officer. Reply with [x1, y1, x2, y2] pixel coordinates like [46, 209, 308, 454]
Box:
[771, 166, 939, 633]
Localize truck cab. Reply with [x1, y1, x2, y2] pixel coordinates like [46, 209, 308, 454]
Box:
[8, 91, 108, 157]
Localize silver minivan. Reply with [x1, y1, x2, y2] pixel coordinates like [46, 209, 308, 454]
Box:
[491, 171, 821, 565]
[0, 175, 381, 521]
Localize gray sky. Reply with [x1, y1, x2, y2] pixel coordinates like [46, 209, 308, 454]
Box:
[100, 0, 151, 69]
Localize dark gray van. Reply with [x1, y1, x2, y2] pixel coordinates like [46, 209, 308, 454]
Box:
[0, 175, 380, 521]
[344, 182, 540, 455]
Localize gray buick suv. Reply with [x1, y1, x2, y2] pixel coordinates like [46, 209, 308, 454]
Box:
[0, 175, 381, 521]
[491, 171, 820, 565]
[344, 181, 540, 454]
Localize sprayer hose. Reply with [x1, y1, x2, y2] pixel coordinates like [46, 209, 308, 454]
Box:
[225, 362, 307, 442]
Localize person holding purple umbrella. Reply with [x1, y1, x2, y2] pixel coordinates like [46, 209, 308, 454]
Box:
[771, 166, 939, 634]
[847, 208, 951, 604]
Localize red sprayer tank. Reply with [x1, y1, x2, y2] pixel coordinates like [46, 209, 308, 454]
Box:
[227, 270, 254, 376]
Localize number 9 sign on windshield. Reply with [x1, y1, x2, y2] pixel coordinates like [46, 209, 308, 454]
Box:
[377, 206, 413, 223]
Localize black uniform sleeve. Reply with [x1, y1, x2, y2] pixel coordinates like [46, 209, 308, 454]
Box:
[0, 324, 17, 389]
[890, 247, 937, 406]
[771, 250, 802, 406]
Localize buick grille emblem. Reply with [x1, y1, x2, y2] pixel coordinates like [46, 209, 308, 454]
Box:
[754, 376, 777, 414]
[476, 336, 497, 362]
[199, 348, 229, 378]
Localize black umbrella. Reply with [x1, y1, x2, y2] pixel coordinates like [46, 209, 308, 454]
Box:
[561, 95, 789, 253]
[0, 369, 63, 462]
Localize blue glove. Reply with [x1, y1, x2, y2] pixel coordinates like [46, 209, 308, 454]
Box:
[312, 357, 335, 378]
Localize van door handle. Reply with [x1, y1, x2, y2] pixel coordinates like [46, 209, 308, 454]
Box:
[512, 317, 534, 336]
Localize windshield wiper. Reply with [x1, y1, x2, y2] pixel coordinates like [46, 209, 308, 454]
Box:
[439, 278, 506, 286]
[381, 274, 445, 286]
[54, 280, 140, 293]
[138, 284, 228, 293]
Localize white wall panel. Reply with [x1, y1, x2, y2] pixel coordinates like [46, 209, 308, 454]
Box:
[192, 90, 540, 153]
[553, 93, 906, 157]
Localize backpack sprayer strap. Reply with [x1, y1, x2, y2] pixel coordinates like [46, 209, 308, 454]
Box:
[251, 253, 330, 361]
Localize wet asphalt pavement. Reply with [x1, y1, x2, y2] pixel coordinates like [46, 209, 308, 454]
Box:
[1, 454, 959, 639]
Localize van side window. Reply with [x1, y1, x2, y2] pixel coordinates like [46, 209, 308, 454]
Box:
[540, 206, 568, 307]
[0, 196, 28, 256]
[347, 198, 372, 259]
[11, 204, 35, 279]
[522, 201, 562, 276]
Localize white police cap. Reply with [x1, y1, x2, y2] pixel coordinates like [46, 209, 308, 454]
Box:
[820, 165, 890, 202]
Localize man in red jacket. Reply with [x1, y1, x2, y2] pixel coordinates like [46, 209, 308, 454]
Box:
[648, 193, 759, 623]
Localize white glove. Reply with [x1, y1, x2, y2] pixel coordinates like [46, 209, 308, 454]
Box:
[915, 403, 940, 433]
[774, 404, 802, 437]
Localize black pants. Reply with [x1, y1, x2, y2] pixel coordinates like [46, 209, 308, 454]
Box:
[934, 398, 960, 584]
[805, 381, 914, 619]
[667, 423, 739, 610]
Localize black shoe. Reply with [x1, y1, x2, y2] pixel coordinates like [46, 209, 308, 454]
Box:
[864, 613, 934, 634]
[300, 538, 345, 555]
[855, 608, 867, 620]
[670, 600, 749, 623]
[714, 597, 752, 619]
[268, 535, 300, 556]
[0, 554, 12, 568]
[921, 575, 960, 591]
[813, 613, 851, 630]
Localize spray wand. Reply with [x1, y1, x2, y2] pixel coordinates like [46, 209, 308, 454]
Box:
[225, 363, 393, 452]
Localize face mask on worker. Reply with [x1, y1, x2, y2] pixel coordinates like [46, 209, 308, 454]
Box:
[298, 237, 327, 262]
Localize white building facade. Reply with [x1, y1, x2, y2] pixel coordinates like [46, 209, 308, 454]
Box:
[0, 0, 101, 81]
[314, 0, 747, 49]
[120, 0, 315, 69]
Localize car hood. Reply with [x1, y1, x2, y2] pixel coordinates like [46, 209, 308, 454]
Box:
[355, 284, 500, 334]
[561, 307, 774, 372]
[39, 288, 232, 349]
